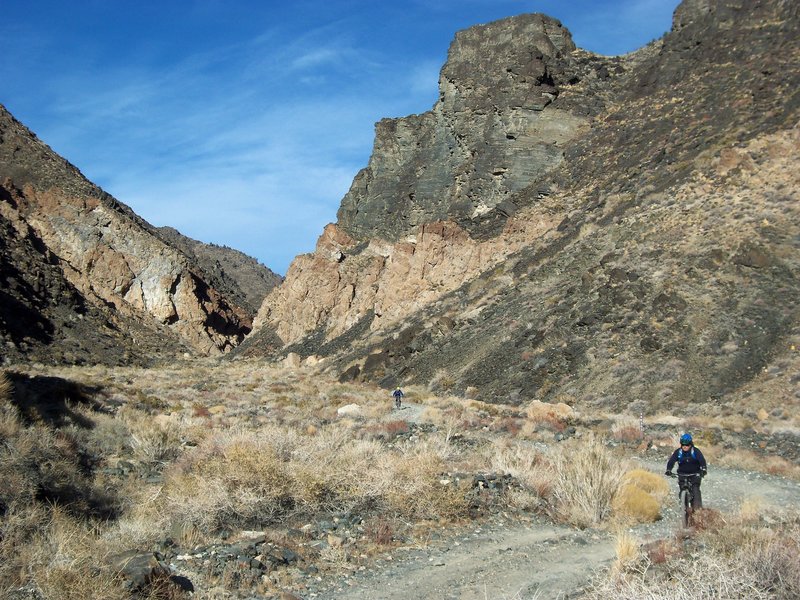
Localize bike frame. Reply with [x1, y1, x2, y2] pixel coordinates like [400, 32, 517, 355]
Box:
[679, 473, 701, 527]
[670, 472, 701, 527]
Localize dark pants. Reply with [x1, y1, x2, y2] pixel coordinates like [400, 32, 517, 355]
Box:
[691, 480, 702, 509]
[677, 476, 703, 509]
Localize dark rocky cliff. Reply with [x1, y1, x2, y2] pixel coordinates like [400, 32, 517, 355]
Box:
[336, 13, 628, 242]
[247, 0, 800, 416]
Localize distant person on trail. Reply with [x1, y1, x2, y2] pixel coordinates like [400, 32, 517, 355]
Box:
[392, 387, 404, 409]
[665, 432, 707, 509]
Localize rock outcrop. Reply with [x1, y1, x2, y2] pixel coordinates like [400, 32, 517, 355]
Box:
[336, 13, 621, 242]
[251, 12, 633, 348]
[0, 105, 258, 360]
[245, 0, 800, 414]
[156, 226, 282, 316]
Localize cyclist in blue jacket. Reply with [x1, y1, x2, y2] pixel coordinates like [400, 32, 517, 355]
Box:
[665, 433, 707, 508]
[392, 387, 404, 408]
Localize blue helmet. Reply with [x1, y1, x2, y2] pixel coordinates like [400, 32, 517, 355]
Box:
[680, 433, 693, 445]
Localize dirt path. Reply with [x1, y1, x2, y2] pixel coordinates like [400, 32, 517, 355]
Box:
[386, 400, 426, 424]
[314, 517, 613, 599]
[311, 427, 800, 600]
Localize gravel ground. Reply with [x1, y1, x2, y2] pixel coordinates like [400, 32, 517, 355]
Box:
[305, 414, 800, 600]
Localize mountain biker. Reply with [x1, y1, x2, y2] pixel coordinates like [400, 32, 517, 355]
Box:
[665, 433, 707, 509]
[392, 387, 404, 408]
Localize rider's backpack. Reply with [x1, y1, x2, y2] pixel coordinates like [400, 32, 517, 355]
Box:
[677, 447, 696, 461]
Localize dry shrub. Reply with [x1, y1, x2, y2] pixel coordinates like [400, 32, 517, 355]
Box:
[364, 517, 396, 546]
[613, 485, 661, 523]
[129, 421, 183, 466]
[717, 414, 754, 432]
[589, 510, 800, 600]
[492, 416, 523, 436]
[0, 503, 50, 595]
[611, 424, 642, 443]
[384, 419, 410, 437]
[0, 419, 115, 520]
[429, 369, 457, 393]
[625, 469, 669, 497]
[643, 538, 679, 565]
[192, 403, 211, 418]
[505, 487, 546, 511]
[154, 424, 471, 534]
[382, 443, 467, 519]
[739, 496, 765, 523]
[613, 468, 669, 523]
[687, 507, 724, 533]
[14, 507, 128, 600]
[420, 404, 465, 437]
[525, 400, 574, 428]
[489, 442, 549, 489]
[419, 405, 445, 425]
[612, 530, 640, 574]
[716, 448, 800, 479]
[161, 431, 295, 531]
[550, 437, 624, 528]
[0, 371, 12, 404]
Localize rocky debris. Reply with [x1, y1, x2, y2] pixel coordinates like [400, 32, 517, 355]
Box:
[336, 403, 362, 417]
[164, 532, 311, 595]
[107, 550, 186, 595]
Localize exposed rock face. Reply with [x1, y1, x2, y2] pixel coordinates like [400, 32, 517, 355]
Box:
[336, 13, 621, 242]
[156, 226, 281, 316]
[0, 181, 189, 365]
[246, 0, 800, 414]
[0, 105, 253, 359]
[252, 13, 630, 348]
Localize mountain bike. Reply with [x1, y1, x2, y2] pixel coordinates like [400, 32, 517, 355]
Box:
[394, 393, 402, 409]
[667, 472, 702, 527]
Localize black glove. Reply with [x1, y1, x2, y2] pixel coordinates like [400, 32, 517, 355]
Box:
[665, 470, 673, 477]
[700, 469, 707, 478]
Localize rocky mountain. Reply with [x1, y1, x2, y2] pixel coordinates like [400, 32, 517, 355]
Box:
[155, 226, 281, 316]
[0, 105, 276, 364]
[243, 0, 800, 413]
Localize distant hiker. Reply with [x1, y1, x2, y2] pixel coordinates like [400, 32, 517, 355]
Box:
[392, 387, 404, 409]
[665, 432, 707, 508]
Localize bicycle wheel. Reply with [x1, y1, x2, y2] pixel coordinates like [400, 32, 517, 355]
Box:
[679, 489, 691, 527]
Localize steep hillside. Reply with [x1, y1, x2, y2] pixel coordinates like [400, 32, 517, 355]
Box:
[243, 0, 800, 415]
[249, 13, 637, 346]
[0, 106, 269, 362]
[0, 181, 191, 366]
[156, 226, 282, 316]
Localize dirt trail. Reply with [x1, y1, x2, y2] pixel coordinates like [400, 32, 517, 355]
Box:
[313, 412, 800, 599]
[316, 520, 613, 599]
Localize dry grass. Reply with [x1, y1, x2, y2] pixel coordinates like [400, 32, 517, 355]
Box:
[589, 507, 800, 599]
[3, 360, 797, 597]
[611, 530, 640, 575]
[612, 468, 669, 524]
[0, 371, 12, 403]
[550, 437, 625, 528]
[0, 504, 129, 600]
[714, 447, 800, 479]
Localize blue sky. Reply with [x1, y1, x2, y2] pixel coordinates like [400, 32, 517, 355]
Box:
[1, 0, 680, 274]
